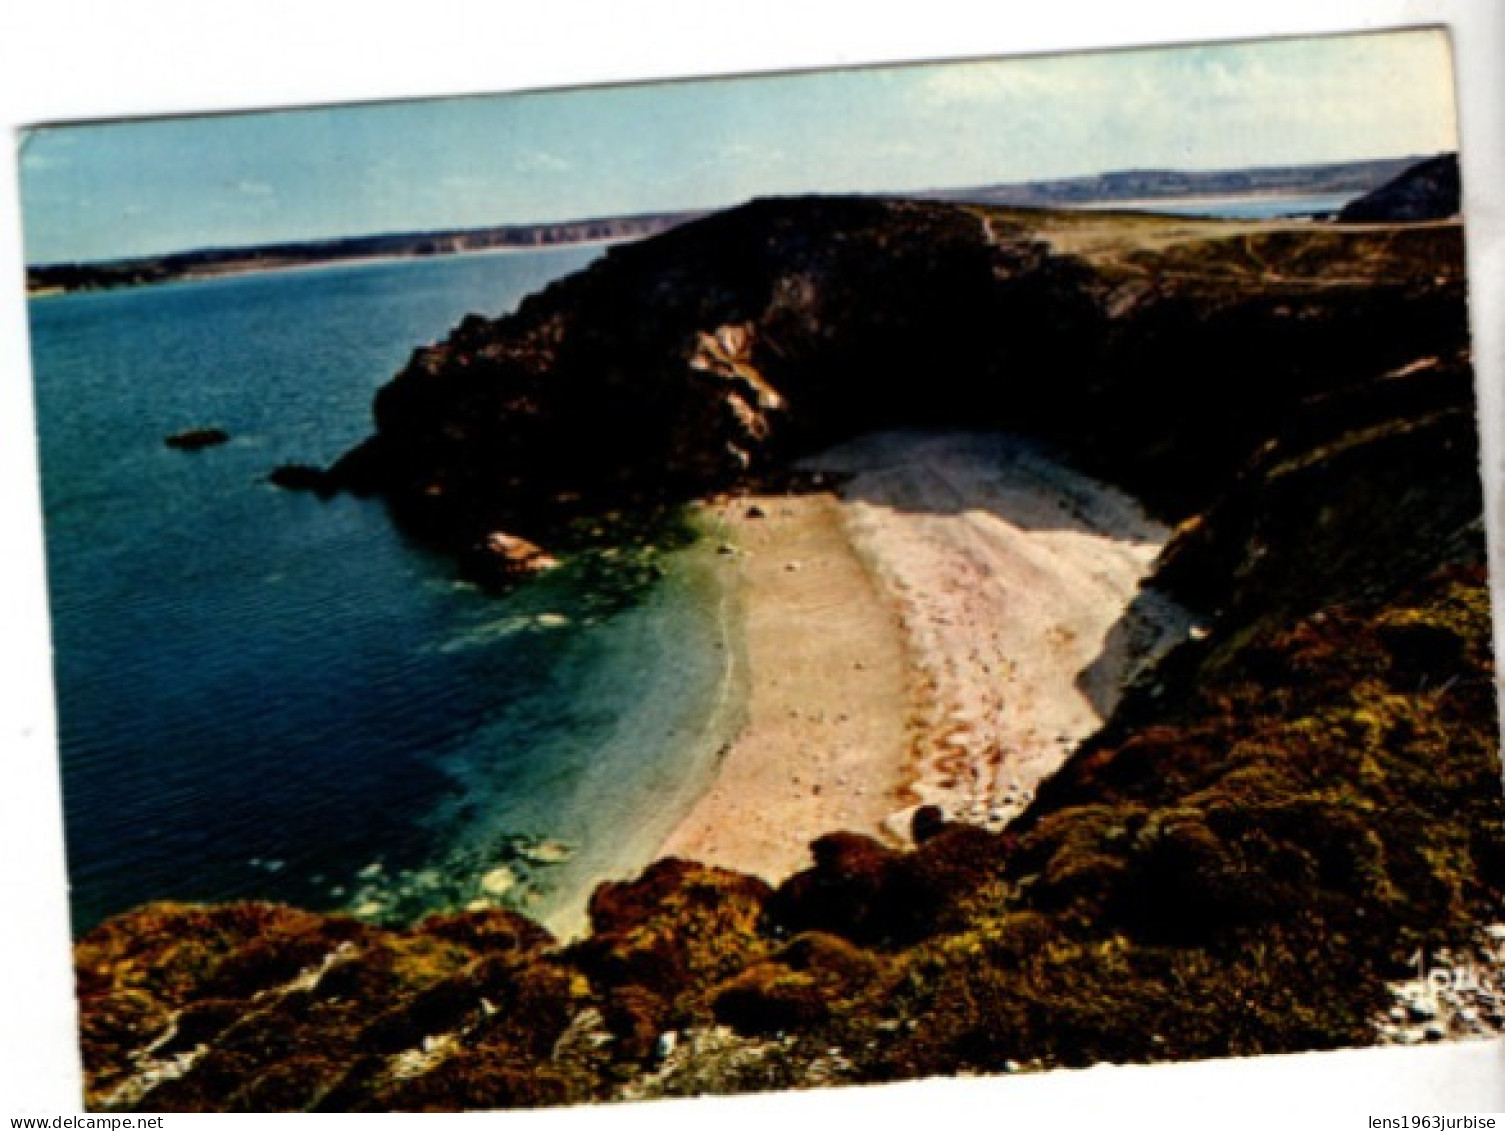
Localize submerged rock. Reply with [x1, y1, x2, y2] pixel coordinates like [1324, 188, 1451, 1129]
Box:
[518, 840, 574, 865]
[479, 867, 518, 897]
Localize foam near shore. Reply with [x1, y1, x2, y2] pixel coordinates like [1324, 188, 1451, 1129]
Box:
[658, 430, 1196, 882]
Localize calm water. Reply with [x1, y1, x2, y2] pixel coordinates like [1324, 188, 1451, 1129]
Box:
[1091, 191, 1360, 219]
[29, 248, 744, 937]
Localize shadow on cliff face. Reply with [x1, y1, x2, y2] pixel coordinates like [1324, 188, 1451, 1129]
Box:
[1073, 585, 1192, 720]
[1072, 347, 1483, 721]
[800, 429, 1168, 537]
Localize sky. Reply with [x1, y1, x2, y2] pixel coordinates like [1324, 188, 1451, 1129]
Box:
[16, 28, 1458, 266]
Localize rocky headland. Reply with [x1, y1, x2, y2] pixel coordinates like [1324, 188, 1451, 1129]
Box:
[1337, 154, 1461, 223]
[320, 185, 1470, 572]
[71, 159, 1505, 1110]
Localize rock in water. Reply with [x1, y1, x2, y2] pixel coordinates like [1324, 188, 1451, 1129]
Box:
[472, 532, 560, 585]
[520, 839, 575, 865]
[165, 427, 229, 451]
[479, 866, 518, 897]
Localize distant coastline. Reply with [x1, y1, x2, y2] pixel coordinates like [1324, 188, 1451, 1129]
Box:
[915, 154, 1423, 208]
[24, 209, 706, 296]
[25, 154, 1440, 296]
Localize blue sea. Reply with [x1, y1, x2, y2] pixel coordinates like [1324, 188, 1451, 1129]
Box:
[28, 248, 745, 938]
[1082, 191, 1359, 219]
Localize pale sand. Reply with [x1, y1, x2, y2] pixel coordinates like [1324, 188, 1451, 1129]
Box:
[655, 491, 912, 878]
[810, 432, 1195, 836]
[657, 431, 1196, 883]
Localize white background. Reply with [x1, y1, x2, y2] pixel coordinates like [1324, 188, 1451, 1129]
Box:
[1, 0, 1502, 1122]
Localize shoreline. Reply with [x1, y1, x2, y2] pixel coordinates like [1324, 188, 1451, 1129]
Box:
[24, 239, 621, 300]
[654, 491, 913, 879]
[657, 431, 1195, 884]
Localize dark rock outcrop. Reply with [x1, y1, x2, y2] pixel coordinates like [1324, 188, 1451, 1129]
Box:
[1338, 153, 1461, 223]
[268, 463, 337, 495]
[165, 427, 229, 451]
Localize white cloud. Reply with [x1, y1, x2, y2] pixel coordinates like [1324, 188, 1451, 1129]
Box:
[896, 30, 1457, 177]
[512, 149, 571, 174]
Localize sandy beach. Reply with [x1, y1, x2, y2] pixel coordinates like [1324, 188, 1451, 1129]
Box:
[655, 490, 912, 878]
[657, 431, 1194, 883]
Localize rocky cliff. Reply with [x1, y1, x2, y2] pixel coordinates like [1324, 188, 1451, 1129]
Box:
[73, 164, 1503, 1109]
[323, 193, 1468, 585]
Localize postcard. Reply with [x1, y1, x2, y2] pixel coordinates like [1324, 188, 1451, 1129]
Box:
[6, 10, 1503, 1119]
